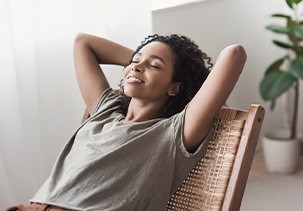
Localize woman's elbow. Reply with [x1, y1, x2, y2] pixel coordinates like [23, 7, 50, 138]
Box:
[73, 33, 94, 58]
[229, 44, 247, 66]
[233, 44, 247, 62]
[74, 32, 89, 46]
[226, 44, 247, 75]
[219, 44, 247, 64]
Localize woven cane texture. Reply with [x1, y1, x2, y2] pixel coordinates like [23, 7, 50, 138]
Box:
[167, 107, 246, 211]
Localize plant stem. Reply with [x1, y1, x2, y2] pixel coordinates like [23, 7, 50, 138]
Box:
[291, 80, 299, 139]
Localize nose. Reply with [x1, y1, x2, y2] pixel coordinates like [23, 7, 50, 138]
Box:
[132, 63, 143, 73]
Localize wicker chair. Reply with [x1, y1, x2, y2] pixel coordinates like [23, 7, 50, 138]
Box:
[82, 104, 265, 211]
[166, 104, 265, 211]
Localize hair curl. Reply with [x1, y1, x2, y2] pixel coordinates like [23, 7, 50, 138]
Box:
[119, 34, 213, 118]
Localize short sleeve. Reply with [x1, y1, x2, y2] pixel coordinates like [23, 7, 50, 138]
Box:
[92, 88, 123, 115]
[169, 107, 214, 194]
[172, 106, 214, 158]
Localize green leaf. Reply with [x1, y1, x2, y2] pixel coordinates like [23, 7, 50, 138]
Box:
[293, 25, 303, 39]
[271, 14, 291, 19]
[291, 57, 303, 79]
[286, 0, 294, 8]
[287, 0, 303, 8]
[294, 0, 303, 4]
[272, 40, 293, 49]
[266, 24, 290, 34]
[260, 70, 296, 101]
[265, 57, 286, 75]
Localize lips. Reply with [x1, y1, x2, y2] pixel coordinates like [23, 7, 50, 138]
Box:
[126, 75, 145, 83]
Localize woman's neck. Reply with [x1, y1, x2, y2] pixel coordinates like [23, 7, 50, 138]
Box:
[123, 98, 166, 122]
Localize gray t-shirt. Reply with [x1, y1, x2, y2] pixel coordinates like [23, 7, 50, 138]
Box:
[30, 88, 212, 210]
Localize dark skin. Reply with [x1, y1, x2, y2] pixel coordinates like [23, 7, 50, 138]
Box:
[74, 33, 246, 152]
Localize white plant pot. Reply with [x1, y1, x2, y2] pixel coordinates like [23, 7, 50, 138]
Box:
[262, 130, 301, 174]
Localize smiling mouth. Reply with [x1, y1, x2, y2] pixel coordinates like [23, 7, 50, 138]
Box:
[126, 76, 145, 83]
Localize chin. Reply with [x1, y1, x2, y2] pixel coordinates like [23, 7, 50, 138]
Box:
[124, 89, 143, 99]
[123, 88, 133, 97]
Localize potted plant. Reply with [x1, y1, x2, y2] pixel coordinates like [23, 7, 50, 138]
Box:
[260, 0, 303, 173]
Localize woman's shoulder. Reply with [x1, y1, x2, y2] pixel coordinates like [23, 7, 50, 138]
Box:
[92, 88, 124, 115]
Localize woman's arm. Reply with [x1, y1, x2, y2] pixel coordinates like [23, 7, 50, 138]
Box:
[74, 33, 134, 115]
[183, 44, 247, 152]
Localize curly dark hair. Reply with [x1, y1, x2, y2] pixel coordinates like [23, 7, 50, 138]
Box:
[119, 34, 213, 118]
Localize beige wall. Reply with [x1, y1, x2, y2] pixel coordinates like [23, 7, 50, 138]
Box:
[152, 0, 303, 143]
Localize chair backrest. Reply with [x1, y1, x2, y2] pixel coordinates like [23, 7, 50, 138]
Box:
[166, 104, 265, 211]
[82, 104, 265, 211]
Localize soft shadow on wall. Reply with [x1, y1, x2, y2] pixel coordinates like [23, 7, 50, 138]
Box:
[152, 0, 303, 144]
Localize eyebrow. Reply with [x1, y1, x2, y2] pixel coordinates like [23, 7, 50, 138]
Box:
[136, 52, 166, 64]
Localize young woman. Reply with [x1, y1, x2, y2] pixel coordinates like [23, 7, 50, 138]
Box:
[7, 33, 246, 211]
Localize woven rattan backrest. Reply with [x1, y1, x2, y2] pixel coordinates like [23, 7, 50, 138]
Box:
[167, 105, 264, 211]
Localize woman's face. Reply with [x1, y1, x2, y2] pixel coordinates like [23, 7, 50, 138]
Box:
[123, 41, 179, 102]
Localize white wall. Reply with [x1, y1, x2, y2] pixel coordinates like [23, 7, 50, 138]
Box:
[152, 0, 303, 142]
[151, 0, 206, 11]
[34, 0, 152, 192]
[0, 0, 151, 208]
[34, 0, 152, 169]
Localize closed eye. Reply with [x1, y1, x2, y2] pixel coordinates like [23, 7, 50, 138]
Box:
[150, 64, 160, 69]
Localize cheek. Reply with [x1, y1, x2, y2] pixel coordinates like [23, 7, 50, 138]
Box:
[123, 66, 131, 77]
[147, 75, 173, 92]
[150, 70, 173, 84]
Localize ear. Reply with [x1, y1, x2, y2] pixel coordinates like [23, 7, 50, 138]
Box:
[168, 82, 181, 96]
